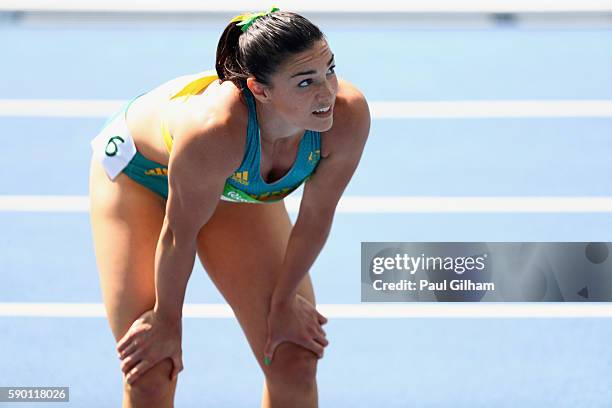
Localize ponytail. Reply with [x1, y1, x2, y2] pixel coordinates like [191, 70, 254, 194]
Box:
[215, 20, 248, 90]
[214, 11, 325, 92]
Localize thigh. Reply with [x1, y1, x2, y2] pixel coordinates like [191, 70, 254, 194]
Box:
[89, 154, 166, 342]
[195, 200, 317, 371]
[90, 155, 183, 405]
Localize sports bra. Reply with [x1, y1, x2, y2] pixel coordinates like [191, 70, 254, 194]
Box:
[160, 69, 321, 204]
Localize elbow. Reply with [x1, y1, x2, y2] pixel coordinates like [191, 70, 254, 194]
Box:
[164, 194, 209, 248]
[297, 204, 335, 232]
[163, 216, 198, 249]
[318, 207, 336, 226]
[300, 196, 339, 225]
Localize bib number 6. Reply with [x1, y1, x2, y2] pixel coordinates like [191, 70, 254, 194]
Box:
[105, 136, 125, 157]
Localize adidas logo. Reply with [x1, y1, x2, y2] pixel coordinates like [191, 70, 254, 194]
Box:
[231, 170, 249, 185]
[144, 168, 168, 176]
[308, 149, 321, 163]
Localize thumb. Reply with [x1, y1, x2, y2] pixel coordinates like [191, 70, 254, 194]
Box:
[170, 357, 183, 382]
[263, 337, 279, 366]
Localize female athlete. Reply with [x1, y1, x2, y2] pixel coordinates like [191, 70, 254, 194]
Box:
[89, 7, 370, 407]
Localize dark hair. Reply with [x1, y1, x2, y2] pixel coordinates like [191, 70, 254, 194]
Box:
[215, 11, 325, 91]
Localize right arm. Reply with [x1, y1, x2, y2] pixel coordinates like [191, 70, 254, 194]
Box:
[116, 93, 245, 384]
[154, 111, 244, 322]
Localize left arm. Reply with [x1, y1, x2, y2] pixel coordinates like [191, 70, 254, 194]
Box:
[271, 89, 371, 307]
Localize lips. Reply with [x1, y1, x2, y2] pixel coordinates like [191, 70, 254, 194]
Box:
[313, 106, 331, 114]
[312, 105, 333, 117]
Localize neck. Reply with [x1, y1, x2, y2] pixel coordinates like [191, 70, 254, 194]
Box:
[251, 95, 305, 146]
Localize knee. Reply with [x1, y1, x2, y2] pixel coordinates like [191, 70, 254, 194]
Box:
[124, 358, 175, 403]
[265, 343, 318, 390]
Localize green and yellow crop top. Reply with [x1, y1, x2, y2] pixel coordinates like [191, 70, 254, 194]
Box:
[161, 70, 322, 204]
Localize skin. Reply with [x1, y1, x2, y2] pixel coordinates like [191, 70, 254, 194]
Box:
[90, 37, 370, 408]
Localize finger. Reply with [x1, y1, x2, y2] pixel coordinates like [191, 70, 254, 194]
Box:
[119, 339, 140, 360]
[314, 333, 329, 348]
[317, 311, 328, 325]
[121, 350, 145, 374]
[116, 328, 146, 354]
[309, 325, 325, 341]
[120, 335, 149, 360]
[311, 325, 328, 346]
[120, 352, 143, 374]
[116, 334, 133, 354]
[305, 340, 325, 358]
[126, 359, 151, 385]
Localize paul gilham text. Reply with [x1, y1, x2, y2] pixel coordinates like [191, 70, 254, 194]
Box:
[372, 279, 495, 291]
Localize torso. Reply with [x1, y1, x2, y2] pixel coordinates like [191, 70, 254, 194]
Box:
[125, 73, 354, 183]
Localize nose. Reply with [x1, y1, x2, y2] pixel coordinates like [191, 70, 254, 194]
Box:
[318, 79, 336, 104]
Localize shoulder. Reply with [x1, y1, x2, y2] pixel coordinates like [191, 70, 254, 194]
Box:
[337, 78, 368, 107]
[334, 78, 370, 131]
[322, 78, 370, 156]
[169, 80, 249, 175]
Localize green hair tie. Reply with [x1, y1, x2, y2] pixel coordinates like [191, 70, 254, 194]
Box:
[232, 6, 280, 33]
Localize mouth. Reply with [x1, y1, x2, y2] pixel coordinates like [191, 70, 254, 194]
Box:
[312, 105, 333, 118]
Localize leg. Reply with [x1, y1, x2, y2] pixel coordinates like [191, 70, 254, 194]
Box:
[195, 200, 321, 408]
[89, 155, 177, 408]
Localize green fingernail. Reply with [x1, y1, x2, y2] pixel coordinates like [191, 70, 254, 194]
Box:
[264, 356, 271, 366]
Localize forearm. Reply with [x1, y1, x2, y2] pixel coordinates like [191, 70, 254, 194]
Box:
[271, 212, 333, 306]
[153, 218, 197, 322]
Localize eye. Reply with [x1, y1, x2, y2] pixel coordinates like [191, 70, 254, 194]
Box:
[297, 65, 336, 88]
[298, 79, 312, 88]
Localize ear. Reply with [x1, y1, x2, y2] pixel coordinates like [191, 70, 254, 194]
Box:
[246, 77, 272, 103]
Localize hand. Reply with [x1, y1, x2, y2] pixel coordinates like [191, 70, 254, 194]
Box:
[263, 294, 329, 365]
[116, 309, 184, 385]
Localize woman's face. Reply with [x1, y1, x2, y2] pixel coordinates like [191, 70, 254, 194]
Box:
[262, 39, 338, 132]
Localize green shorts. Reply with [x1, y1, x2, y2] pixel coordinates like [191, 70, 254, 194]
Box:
[123, 152, 169, 200]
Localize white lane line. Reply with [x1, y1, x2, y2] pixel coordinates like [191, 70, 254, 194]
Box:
[0, 195, 90, 212]
[2, 195, 612, 213]
[371, 100, 612, 119]
[1, 99, 612, 118]
[331, 196, 612, 213]
[0, 99, 123, 118]
[1, 302, 611, 318]
[1, 0, 611, 13]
